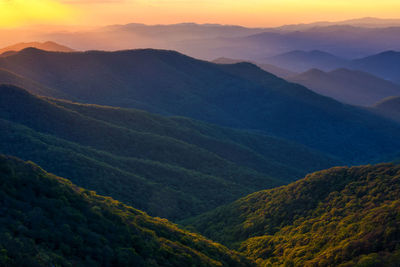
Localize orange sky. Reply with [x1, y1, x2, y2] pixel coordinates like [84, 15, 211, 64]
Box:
[1, 0, 400, 28]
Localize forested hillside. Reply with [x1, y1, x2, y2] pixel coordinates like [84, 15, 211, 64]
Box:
[1, 48, 400, 163]
[0, 84, 336, 220]
[186, 164, 400, 266]
[0, 155, 252, 266]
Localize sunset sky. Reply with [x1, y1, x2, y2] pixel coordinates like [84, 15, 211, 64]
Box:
[1, 0, 400, 28]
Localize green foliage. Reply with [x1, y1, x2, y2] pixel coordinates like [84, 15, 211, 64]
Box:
[0, 155, 253, 267]
[187, 164, 400, 266]
[0, 84, 336, 220]
[1, 49, 400, 163]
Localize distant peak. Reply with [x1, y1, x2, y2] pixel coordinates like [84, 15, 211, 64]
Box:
[18, 47, 45, 54]
[379, 50, 399, 55]
[305, 68, 326, 74]
[309, 50, 331, 55]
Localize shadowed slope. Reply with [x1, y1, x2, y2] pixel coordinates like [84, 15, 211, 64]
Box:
[1, 49, 400, 164]
[0, 84, 336, 220]
[0, 68, 66, 98]
[373, 96, 400, 123]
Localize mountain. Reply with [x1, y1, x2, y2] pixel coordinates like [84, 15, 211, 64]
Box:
[3, 21, 400, 60]
[0, 68, 66, 98]
[41, 23, 269, 59]
[350, 51, 400, 83]
[275, 17, 400, 31]
[289, 68, 400, 106]
[1, 49, 400, 164]
[266, 50, 347, 72]
[29, 22, 400, 60]
[0, 84, 338, 220]
[0, 154, 252, 266]
[373, 96, 400, 122]
[213, 57, 296, 78]
[0, 41, 74, 55]
[185, 163, 400, 266]
[241, 26, 400, 59]
[0, 48, 400, 164]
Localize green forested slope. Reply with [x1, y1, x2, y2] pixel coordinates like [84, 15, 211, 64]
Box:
[1, 48, 400, 163]
[0, 84, 336, 220]
[0, 155, 252, 267]
[186, 164, 400, 266]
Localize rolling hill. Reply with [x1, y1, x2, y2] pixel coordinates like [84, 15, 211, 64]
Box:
[0, 84, 338, 220]
[289, 68, 400, 106]
[185, 163, 400, 266]
[0, 68, 66, 98]
[0, 49, 400, 164]
[0, 154, 252, 267]
[373, 96, 400, 123]
[0, 41, 74, 55]
[350, 51, 400, 83]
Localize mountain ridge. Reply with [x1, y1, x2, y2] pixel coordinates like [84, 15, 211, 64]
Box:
[185, 163, 400, 266]
[288, 68, 400, 106]
[0, 154, 253, 266]
[0, 41, 74, 56]
[1, 48, 400, 164]
[0, 84, 338, 220]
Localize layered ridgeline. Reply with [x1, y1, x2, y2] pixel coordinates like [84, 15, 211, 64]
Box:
[0, 41, 74, 56]
[1, 49, 400, 163]
[373, 96, 400, 123]
[0, 84, 336, 220]
[185, 164, 400, 266]
[0, 155, 252, 267]
[288, 68, 400, 106]
[212, 57, 296, 79]
[265, 50, 347, 73]
[350, 51, 400, 84]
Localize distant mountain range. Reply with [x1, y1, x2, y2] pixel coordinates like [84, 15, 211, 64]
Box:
[350, 51, 400, 84]
[263, 49, 400, 84]
[8, 19, 395, 60]
[0, 155, 251, 266]
[214, 56, 400, 106]
[274, 17, 400, 31]
[265, 50, 347, 72]
[185, 163, 400, 266]
[288, 68, 400, 106]
[1, 48, 400, 164]
[0, 41, 74, 56]
[243, 26, 400, 59]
